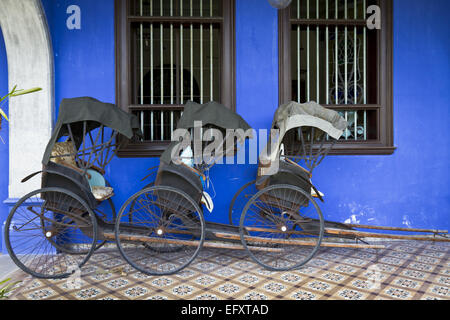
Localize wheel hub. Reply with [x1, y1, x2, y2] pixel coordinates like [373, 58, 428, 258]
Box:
[156, 228, 164, 236]
[45, 231, 52, 238]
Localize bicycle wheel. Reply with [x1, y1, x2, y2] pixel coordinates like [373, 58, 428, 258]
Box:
[5, 188, 98, 279]
[115, 186, 205, 275]
[240, 184, 324, 271]
[228, 180, 257, 226]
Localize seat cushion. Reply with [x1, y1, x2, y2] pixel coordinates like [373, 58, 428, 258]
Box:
[86, 169, 106, 188]
[88, 169, 113, 201]
[51, 141, 77, 167]
[91, 186, 114, 201]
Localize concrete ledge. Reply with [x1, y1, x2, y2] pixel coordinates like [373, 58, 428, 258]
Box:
[3, 198, 19, 206]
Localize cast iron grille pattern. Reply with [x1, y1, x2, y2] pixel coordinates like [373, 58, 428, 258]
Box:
[279, 0, 394, 154]
[116, 0, 235, 156]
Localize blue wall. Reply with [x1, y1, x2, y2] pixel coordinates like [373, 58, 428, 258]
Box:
[0, 0, 448, 247]
[0, 28, 9, 250]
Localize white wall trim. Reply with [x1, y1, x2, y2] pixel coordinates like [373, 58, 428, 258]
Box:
[0, 0, 54, 198]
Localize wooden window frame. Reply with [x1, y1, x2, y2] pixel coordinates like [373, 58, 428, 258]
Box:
[115, 0, 236, 157]
[278, 0, 395, 155]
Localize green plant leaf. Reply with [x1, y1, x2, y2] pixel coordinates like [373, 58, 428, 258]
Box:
[0, 107, 8, 121]
[0, 86, 42, 122]
[0, 278, 21, 299]
[0, 92, 13, 103]
[2, 281, 21, 290]
[2, 86, 42, 100]
[11, 87, 42, 96]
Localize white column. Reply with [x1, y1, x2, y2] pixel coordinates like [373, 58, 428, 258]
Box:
[0, 0, 54, 198]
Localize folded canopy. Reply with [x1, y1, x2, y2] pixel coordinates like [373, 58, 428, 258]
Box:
[42, 97, 141, 165]
[160, 101, 253, 164]
[272, 101, 347, 138]
[259, 101, 347, 175]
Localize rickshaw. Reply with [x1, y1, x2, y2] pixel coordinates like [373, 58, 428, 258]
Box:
[229, 101, 449, 271]
[4, 97, 142, 279]
[228, 101, 356, 271]
[114, 100, 255, 275]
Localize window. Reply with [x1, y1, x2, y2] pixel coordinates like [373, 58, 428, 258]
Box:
[115, 0, 235, 157]
[279, 0, 394, 155]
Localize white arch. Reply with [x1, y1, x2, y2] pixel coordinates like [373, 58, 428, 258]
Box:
[0, 0, 54, 198]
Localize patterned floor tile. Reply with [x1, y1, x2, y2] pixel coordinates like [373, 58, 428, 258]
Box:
[382, 287, 414, 300]
[238, 291, 270, 300]
[73, 287, 104, 300]
[335, 288, 367, 300]
[427, 285, 449, 298]
[279, 273, 302, 284]
[290, 289, 320, 300]
[171, 284, 197, 298]
[321, 272, 347, 283]
[236, 274, 261, 285]
[306, 280, 335, 293]
[26, 288, 58, 300]
[194, 293, 220, 300]
[391, 277, 423, 290]
[262, 281, 288, 295]
[6, 241, 449, 300]
[401, 269, 428, 280]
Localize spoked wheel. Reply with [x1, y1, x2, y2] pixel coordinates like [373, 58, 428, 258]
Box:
[127, 183, 182, 253]
[90, 198, 116, 251]
[127, 182, 154, 224]
[228, 180, 257, 226]
[53, 181, 117, 254]
[41, 198, 115, 255]
[115, 186, 205, 275]
[239, 184, 324, 271]
[4, 188, 98, 279]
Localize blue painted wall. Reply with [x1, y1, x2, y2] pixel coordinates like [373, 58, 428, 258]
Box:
[0, 0, 448, 247]
[0, 28, 9, 250]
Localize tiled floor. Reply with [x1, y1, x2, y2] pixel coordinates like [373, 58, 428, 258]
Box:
[5, 241, 450, 300]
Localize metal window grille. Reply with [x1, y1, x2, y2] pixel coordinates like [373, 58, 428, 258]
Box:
[290, 0, 378, 141]
[129, 0, 222, 142]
